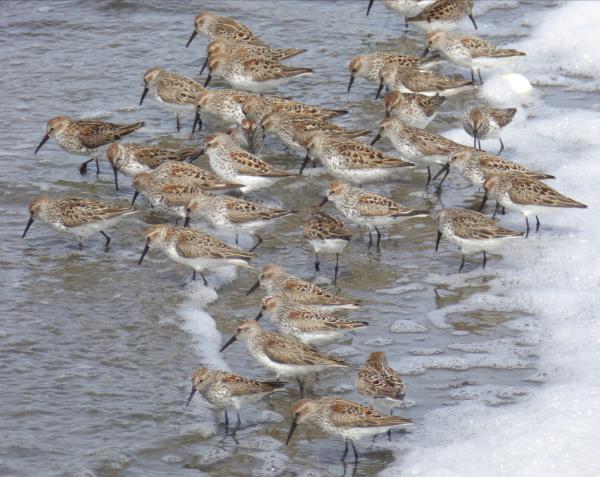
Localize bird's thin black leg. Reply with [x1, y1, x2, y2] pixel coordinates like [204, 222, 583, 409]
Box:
[249, 235, 263, 252]
[334, 253, 339, 284]
[535, 215, 541, 232]
[479, 194, 488, 212]
[297, 377, 305, 398]
[435, 231, 442, 252]
[100, 231, 111, 251]
[492, 203, 500, 219]
[498, 138, 505, 155]
[176, 114, 181, 132]
[342, 439, 349, 461]
[224, 411, 229, 434]
[200, 272, 208, 286]
[375, 227, 382, 247]
[459, 254, 466, 272]
[236, 410, 241, 428]
[192, 270, 196, 281]
[314, 253, 320, 272]
[525, 217, 530, 238]
[350, 439, 359, 464]
[426, 165, 431, 185]
[482, 250, 487, 269]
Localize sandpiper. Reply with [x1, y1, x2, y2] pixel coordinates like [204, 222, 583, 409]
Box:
[219, 320, 347, 396]
[22, 196, 136, 250]
[34, 116, 144, 175]
[482, 173, 587, 237]
[347, 52, 441, 93]
[424, 30, 526, 84]
[383, 91, 446, 128]
[203, 133, 294, 193]
[193, 89, 255, 132]
[366, 0, 436, 27]
[138, 224, 254, 285]
[434, 207, 523, 271]
[406, 0, 477, 31]
[464, 106, 517, 153]
[436, 149, 554, 189]
[320, 181, 429, 247]
[185, 191, 296, 252]
[246, 264, 361, 310]
[372, 117, 467, 183]
[140, 68, 206, 132]
[106, 143, 203, 191]
[378, 63, 473, 98]
[186, 367, 285, 433]
[286, 397, 413, 464]
[150, 161, 243, 191]
[261, 112, 369, 157]
[303, 133, 414, 184]
[255, 296, 368, 345]
[186, 11, 265, 47]
[303, 207, 352, 282]
[204, 52, 313, 93]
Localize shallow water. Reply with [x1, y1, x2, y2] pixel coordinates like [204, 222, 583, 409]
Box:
[1, 1, 597, 476]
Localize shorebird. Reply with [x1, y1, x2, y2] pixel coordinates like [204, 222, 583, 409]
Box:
[434, 207, 523, 271]
[219, 320, 347, 396]
[406, 0, 477, 31]
[464, 106, 517, 153]
[286, 397, 413, 464]
[203, 133, 294, 193]
[106, 143, 203, 191]
[378, 63, 473, 98]
[356, 351, 406, 440]
[139, 68, 206, 132]
[204, 52, 313, 93]
[482, 173, 587, 237]
[184, 191, 296, 251]
[22, 196, 136, 250]
[193, 89, 255, 132]
[347, 52, 441, 93]
[149, 161, 243, 191]
[186, 11, 265, 47]
[383, 91, 446, 128]
[372, 117, 468, 183]
[303, 207, 352, 282]
[246, 264, 361, 311]
[186, 367, 285, 433]
[303, 133, 414, 184]
[320, 181, 429, 247]
[138, 224, 254, 285]
[255, 295, 368, 345]
[366, 0, 436, 27]
[34, 116, 143, 175]
[424, 30, 526, 84]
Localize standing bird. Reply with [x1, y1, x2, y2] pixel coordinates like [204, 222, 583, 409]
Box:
[186, 367, 285, 434]
[204, 52, 313, 93]
[219, 320, 347, 397]
[482, 173, 587, 237]
[303, 207, 352, 282]
[139, 68, 206, 132]
[246, 264, 361, 311]
[286, 397, 413, 464]
[255, 296, 369, 345]
[186, 11, 266, 47]
[356, 352, 406, 440]
[106, 143, 203, 191]
[406, 0, 477, 31]
[434, 208, 523, 271]
[379, 63, 473, 98]
[424, 30, 526, 84]
[383, 91, 446, 129]
[138, 224, 254, 285]
[366, 0, 436, 27]
[464, 106, 517, 154]
[185, 191, 296, 252]
[34, 116, 143, 175]
[22, 196, 136, 250]
[320, 181, 429, 247]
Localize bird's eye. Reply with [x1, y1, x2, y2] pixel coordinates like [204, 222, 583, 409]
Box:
[237, 328, 241, 333]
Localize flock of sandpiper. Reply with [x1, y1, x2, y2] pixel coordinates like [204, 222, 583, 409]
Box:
[24, 0, 588, 467]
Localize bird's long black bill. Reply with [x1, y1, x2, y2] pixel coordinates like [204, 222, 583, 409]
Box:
[132, 191, 139, 205]
[112, 166, 119, 191]
[370, 132, 382, 146]
[298, 154, 311, 175]
[435, 231, 442, 252]
[347, 75, 355, 93]
[375, 81, 385, 100]
[246, 280, 260, 295]
[254, 310, 263, 321]
[139, 87, 149, 106]
[186, 387, 196, 407]
[318, 196, 328, 207]
[199, 57, 209, 75]
[34, 134, 49, 154]
[366, 0, 375, 16]
[421, 47, 430, 58]
[22, 216, 34, 238]
[285, 419, 298, 445]
[469, 14, 478, 30]
[219, 334, 237, 352]
[186, 30, 197, 48]
[203, 74, 212, 88]
[431, 162, 449, 181]
[138, 240, 150, 265]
